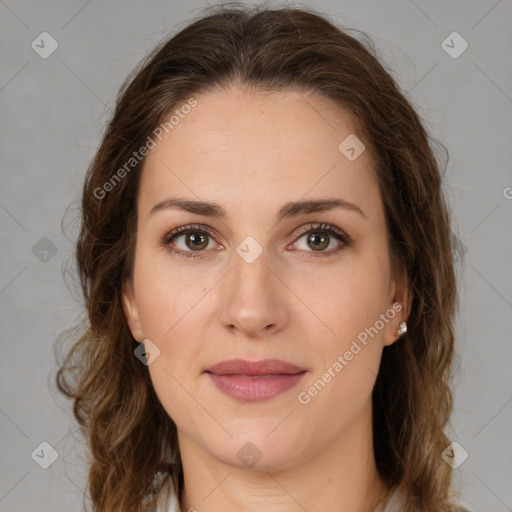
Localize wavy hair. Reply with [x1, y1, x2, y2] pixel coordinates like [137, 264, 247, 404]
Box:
[55, 3, 461, 511]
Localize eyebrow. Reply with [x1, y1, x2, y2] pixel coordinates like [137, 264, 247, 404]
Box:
[149, 197, 367, 221]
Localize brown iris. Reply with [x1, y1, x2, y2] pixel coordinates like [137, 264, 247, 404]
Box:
[307, 231, 329, 251]
[186, 232, 209, 251]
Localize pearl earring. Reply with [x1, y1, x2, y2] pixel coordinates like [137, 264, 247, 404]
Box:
[396, 321, 407, 337]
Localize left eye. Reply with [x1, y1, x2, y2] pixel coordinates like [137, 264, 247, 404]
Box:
[289, 223, 351, 256]
[294, 230, 342, 252]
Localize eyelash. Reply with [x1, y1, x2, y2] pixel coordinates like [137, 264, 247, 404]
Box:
[160, 222, 352, 259]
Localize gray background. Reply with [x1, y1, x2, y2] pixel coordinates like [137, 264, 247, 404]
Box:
[1, 0, 511, 511]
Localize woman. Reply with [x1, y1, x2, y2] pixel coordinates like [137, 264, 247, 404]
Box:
[56, 3, 470, 511]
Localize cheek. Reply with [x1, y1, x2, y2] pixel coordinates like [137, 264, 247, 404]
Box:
[297, 252, 390, 344]
[137, 271, 208, 425]
[294, 252, 390, 398]
[132, 246, 210, 339]
[132, 246, 212, 395]
[147, 361, 208, 438]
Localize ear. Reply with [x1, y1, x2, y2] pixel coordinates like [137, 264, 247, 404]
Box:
[122, 278, 144, 343]
[383, 261, 413, 347]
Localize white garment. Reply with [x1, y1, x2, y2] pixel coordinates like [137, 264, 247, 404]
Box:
[374, 486, 408, 512]
[167, 491, 180, 512]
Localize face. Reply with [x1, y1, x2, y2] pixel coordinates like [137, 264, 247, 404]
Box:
[122, 86, 409, 471]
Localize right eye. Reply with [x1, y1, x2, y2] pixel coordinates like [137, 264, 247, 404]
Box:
[161, 224, 222, 258]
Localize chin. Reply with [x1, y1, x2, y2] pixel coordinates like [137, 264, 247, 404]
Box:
[202, 426, 304, 472]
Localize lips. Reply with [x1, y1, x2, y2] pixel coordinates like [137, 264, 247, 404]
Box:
[204, 358, 306, 402]
[205, 358, 305, 376]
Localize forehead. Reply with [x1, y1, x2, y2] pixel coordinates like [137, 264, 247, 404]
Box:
[138, 87, 382, 220]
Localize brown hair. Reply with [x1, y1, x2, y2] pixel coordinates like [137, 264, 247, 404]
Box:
[55, 2, 461, 511]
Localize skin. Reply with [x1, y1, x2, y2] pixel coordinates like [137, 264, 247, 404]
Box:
[122, 86, 411, 512]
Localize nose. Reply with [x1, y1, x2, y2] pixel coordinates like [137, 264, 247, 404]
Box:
[218, 246, 290, 339]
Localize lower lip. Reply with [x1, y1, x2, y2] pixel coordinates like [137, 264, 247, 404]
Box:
[206, 372, 306, 402]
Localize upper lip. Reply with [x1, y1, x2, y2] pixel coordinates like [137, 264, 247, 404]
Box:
[205, 358, 305, 376]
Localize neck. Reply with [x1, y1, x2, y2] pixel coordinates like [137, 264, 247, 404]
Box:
[177, 400, 390, 512]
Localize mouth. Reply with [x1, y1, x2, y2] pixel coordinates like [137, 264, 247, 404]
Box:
[204, 358, 307, 402]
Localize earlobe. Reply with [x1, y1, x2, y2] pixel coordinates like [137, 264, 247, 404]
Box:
[383, 303, 407, 347]
[121, 279, 144, 342]
[383, 263, 413, 347]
